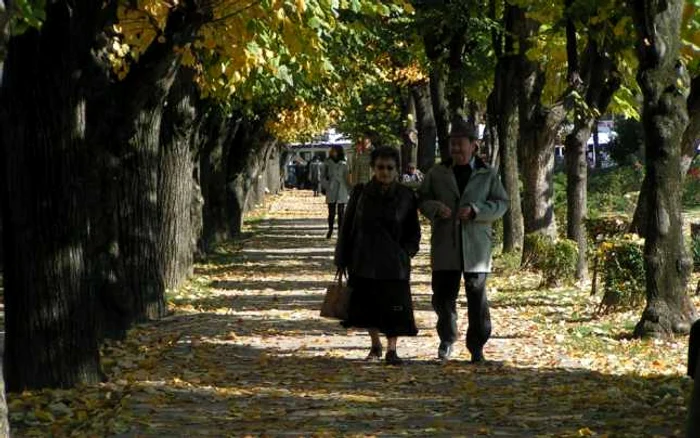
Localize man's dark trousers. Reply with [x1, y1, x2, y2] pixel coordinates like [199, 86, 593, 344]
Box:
[431, 271, 491, 354]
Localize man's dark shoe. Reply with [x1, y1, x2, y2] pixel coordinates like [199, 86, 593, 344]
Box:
[470, 349, 485, 363]
[437, 342, 453, 361]
[366, 345, 382, 361]
[385, 350, 404, 365]
[326, 230, 333, 239]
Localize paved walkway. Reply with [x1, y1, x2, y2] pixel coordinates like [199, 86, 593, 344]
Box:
[61, 190, 690, 437]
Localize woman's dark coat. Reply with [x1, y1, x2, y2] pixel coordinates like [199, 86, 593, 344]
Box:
[334, 180, 421, 280]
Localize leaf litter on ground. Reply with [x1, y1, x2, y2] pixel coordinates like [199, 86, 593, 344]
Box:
[8, 190, 700, 437]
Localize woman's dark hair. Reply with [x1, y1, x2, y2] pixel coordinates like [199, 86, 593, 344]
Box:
[331, 145, 345, 161]
[370, 146, 400, 168]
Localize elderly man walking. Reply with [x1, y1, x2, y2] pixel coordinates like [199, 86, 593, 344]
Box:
[418, 117, 508, 363]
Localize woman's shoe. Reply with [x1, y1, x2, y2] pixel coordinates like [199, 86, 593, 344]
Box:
[385, 350, 403, 365]
[366, 345, 382, 360]
[326, 230, 333, 239]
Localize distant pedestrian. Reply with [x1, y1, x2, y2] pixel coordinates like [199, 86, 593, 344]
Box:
[295, 160, 307, 189]
[308, 155, 323, 196]
[323, 145, 351, 239]
[401, 162, 424, 186]
[350, 136, 373, 187]
[335, 146, 421, 365]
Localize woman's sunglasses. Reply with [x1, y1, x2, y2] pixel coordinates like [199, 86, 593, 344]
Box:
[375, 164, 395, 171]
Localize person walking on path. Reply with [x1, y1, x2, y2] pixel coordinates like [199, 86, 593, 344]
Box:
[418, 117, 509, 363]
[308, 155, 323, 196]
[335, 146, 421, 365]
[323, 145, 351, 239]
[401, 162, 424, 189]
[350, 136, 373, 187]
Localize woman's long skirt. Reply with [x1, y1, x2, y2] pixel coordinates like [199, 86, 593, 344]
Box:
[341, 275, 418, 337]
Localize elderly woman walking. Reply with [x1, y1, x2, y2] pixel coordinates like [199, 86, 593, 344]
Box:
[323, 145, 351, 239]
[334, 146, 421, 365]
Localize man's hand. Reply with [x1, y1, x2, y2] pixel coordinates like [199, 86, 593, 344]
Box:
[436, 202, 452, 219]
[458, 206, 474, 222]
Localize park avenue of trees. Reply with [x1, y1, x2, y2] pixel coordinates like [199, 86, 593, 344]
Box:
[0, 0, 699, 435]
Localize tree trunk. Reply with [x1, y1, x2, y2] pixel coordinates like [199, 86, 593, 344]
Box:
[107, 4, 206, 322]
[516, 12, 565, 245]
[446, 30, 467, 118]
[429, 67, 451, 163]
[565, 38, 621, 281]
[158, 68, 197, 290]
[565, 121, 593, 279]
[199, 111, 239, 252]
[491, 4, 523, 253]
[681, 76, 700, 175]
[632, 0, 695, 337]
[497, 66, 525, 252]
[496, 61, 523, 253]
[630, 77, 698, 237]
[485, 92, 499, 168]
[412, 82, 437, 171]
[225, 120, 265, 237]
[518, 93, 563, 240]
[0, 3, 103, 390]
[265, 144, 282, 195]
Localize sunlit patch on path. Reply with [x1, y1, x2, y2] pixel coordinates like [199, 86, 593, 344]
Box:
[9, 190, 696, 437]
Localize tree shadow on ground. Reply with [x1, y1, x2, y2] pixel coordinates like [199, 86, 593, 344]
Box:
[173, 292, 325, 313]
[74, 313, 690, 437]
[208, 279, 330, 293]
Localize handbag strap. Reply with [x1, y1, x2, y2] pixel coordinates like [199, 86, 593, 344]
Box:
[334, 268, 347, 286]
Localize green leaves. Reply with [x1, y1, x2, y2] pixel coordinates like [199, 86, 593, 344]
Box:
[9, 0, 46, 34]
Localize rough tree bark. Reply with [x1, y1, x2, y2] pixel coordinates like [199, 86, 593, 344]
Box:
[429, 67, 451, 163]
[631, 0, 695, 337]
[0, 1, 104, 390]
[225, 119, 277, 237]
[106, 3, 207, 324]
[564, 12, 622, 280]
[446, 29, 468, 119]
[158, 68, 197, 290]
[516, 12, 566, 247]
[630, 75, 699, 236]
[199, 110, 240, 252]
[412, 82, 437, 171]
[492, 3, 523, 253]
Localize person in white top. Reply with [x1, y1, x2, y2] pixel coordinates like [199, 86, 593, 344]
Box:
[323, 145, 351, 238]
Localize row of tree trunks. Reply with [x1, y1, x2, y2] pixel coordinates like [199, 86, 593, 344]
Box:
[631, 0, 695, 336]
[226, 121, 279, 237]
[0, 0, 280, 394]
